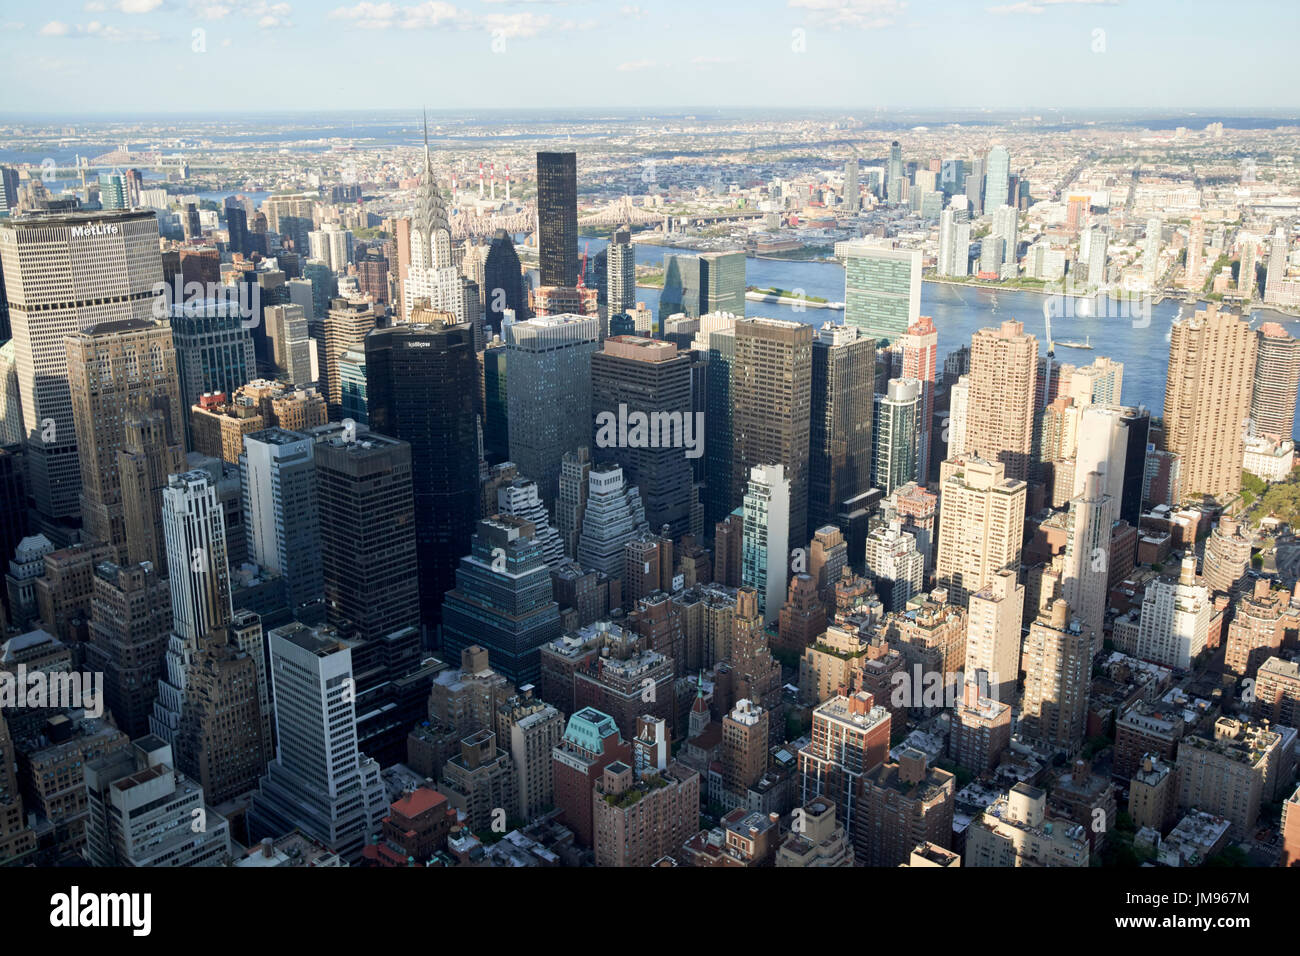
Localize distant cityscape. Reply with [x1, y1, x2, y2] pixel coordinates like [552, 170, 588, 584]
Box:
[0, 97, 1299, 877]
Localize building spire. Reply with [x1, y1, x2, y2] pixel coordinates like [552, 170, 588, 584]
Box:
[423, 107, 432, 176]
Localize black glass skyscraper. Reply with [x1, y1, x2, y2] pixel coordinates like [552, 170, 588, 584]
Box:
[537, 151, 578, 288]
[483, 228, 529, 336]
[365, 316, 479, 641]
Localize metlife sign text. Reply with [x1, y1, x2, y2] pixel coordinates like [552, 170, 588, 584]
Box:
[69, 223, 121, 238]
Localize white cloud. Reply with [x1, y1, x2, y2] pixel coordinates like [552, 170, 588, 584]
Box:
[988, 0, 1118, 13]
[192, 1, 291, 26]
[617, 58, 656, 71]
[788, 0, 906, 29]
[40, 19, 163, 40]
[326, 2, 588, 35]
[329, 1, 469, 29]
[83, 2, 108, 12]
[692, 55, 736, 66]
[117, 0, 166, 13]
[620, 4, 645, 17]
[1, 21, 25, 30]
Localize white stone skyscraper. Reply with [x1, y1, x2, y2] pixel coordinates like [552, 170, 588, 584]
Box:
[402, 114, 462, 321]
[863, 521, 923, 613]
[965, 569, 1024, 705]
[1134, 554, 1210, 670]
[497, 477, 565, 569]
[741, 463, 790, 626]
[937, 207, 970, 277]
[150, 469, 234, 745]
[576, 462, 648, 578]
[1060, 470, 1113, 658]
[607, 226, 637, 316]
[992, 205, 1019, 280]
[247, 623, 387, 861]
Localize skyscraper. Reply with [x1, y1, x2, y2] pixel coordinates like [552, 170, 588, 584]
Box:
[497, 477, 565, 569]
[1162, 304, 1256, 504]
[966, 319, 1039, 482]
[863, 522, 924, 612]
[935, 457, 1026, 607]
[537, 151, 579, 288]
[898, 316, 938, 482]
[1250, 322, 1300, 440]
[809, 323, 874, 538]
[732, 318, 812, 551]
[991, 205, 1019, 280]
[84, 736, 232, 867]
[873, 378, 921, 496]
[741, 463, 791, 625]
[403, 118, 461, 322]
[607, 226, 637, 318]
[591, 335, 693, 537]
[660, 251, 746, 322]
[1060, 470, 1113, 657]
[66, 318, 183, 563]
[440, 516, 562, 686]
[1264, 226, 1293, 306]
[169, 297, 256, 445]
[365, 314, 479, 634]
[0, 209, 163, 527]
[699, 316, 738, 528]
[1020, 598, 1090, 754]
[1135, 554, 1210, 670]
[842, 244, 921, 346]
[483, 228, 528, 335]
[312, 425, 420, 642]
[843, 158, 860, 213]
[984, 146, 1010, 210]
[937, 207, 971, 278]
[504, 314, 600, 507]
[965, 568, 1024, 705]
[576, 463, 649, 578]
[150, 469, 234, 746]
[85, 561, 173, 738]
[241, 428, 323, 614]
[161, 469, 233, 644]
[263, 303, 313, 387]
[247, 623, 387, 861]
[322, 298, 378, 417]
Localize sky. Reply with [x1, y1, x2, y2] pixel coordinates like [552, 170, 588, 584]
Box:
[1, 0, 1298, 115]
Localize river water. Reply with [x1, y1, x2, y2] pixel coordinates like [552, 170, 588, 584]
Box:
[599, 238, 1300, 439]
